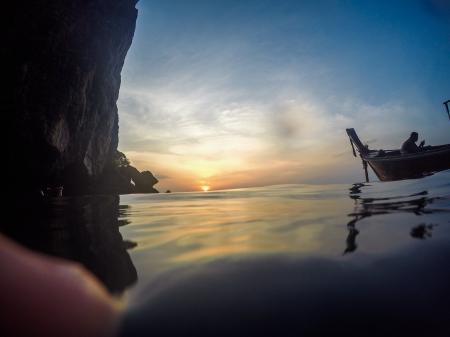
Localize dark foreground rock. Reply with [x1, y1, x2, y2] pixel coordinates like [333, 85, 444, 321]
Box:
[4, 0, 139, 196]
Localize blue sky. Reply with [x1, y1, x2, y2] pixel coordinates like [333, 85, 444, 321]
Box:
[118, 0, 450, 191]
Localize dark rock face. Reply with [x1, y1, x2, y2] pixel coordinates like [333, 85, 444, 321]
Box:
[96, 165, 159, 194]
[4, 0, 138, 195]
[126, 167, 159, 193]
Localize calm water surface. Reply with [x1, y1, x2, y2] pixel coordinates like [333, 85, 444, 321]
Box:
[118, 170, 450, 336]
[4, 170, 450, 336]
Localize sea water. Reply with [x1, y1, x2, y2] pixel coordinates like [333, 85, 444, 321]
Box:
[118, 170, 450, 336]
[3, 170, 450, 336]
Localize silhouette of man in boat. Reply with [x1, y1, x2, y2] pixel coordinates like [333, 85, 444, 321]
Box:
[401, 132, 425, 154]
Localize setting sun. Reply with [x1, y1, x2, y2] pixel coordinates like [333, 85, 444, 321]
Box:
[201, 185, 210, 192]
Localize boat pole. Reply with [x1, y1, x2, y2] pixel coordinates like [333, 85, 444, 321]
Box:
[362, 160, 369, 183]
[444, 100, 450, 120]
[349, 139, 357, 157]
[362, 144, 369, 182]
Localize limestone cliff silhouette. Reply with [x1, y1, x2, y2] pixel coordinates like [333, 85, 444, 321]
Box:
[4, 0, 139, 195]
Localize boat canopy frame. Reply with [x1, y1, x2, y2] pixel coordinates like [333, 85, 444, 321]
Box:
[346, 128, 370, 157]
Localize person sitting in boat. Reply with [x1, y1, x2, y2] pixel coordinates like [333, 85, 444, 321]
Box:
[401, 132, 425, 154]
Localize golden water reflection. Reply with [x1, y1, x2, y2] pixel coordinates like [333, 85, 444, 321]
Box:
[119, 176, 450, 293]
[120, 190, 350, 268]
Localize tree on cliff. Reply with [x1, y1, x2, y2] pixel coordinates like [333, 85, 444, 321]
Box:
[114, 151, 131, 168]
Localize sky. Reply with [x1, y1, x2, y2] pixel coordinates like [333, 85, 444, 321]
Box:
[118, 0, 450, 192]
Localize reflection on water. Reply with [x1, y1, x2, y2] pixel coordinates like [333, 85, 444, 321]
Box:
[343, 220, 359, 254]
[118, 172, 450, 283]
[2, 196, 137, 294]
[118, 170, 450, 336]
[410, 223, 436, 239]
[2, 170, 450, 335]
[344, 180, 449, 254]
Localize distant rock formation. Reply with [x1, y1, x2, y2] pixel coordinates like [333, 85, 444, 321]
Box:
[135, 170, 159, 193]
[97, 164, 159, 194]
[93, 150, 158, 194]
[5, 0, 139, 195]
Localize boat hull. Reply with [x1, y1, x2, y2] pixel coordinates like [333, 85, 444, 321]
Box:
[365, 146, 450, 181]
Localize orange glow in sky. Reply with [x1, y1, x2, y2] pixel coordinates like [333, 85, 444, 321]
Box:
[201, 185, 210, 192]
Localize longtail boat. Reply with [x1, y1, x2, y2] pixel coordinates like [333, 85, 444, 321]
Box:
[346, 128, 450, 181]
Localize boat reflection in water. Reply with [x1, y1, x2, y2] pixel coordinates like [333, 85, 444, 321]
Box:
[2, 195, 137, 294]
[344, 181, 447, 255]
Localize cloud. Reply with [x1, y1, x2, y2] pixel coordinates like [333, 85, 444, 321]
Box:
[118, 64, 437, 191]
[119, 80, 418, 191]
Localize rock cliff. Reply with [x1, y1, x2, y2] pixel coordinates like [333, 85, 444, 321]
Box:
[4, 0, 138, 195]
[96, 162, 159, 194]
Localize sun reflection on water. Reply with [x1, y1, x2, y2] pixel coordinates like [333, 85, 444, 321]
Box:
[119, 186, 352, 274]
